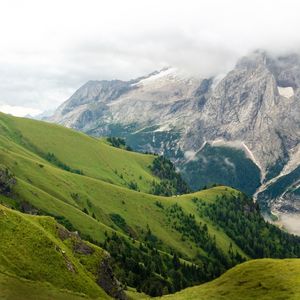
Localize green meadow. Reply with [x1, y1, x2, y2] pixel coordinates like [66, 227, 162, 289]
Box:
[0, 112, 299, 299]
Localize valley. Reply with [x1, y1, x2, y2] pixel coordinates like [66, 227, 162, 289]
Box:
[0, 112, 299, 299]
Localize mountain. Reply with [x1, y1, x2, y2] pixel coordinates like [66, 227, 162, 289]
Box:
[1, 112, 300, 297]
[49, 51, 300, 235]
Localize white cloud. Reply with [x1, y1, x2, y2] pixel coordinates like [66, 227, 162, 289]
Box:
[0, 105, 41, 117]
[0, 0, 300, 112]
[224, 157, 236, 170]
[184, 150, 197, 161]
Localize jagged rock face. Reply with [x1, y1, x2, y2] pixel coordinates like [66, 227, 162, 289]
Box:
[52, 80, 134, 130]
[97, 254, 127, 300]
[185, 52, 300, 179]
[51, 68, 202, 134]
[49, 51, 300, 234]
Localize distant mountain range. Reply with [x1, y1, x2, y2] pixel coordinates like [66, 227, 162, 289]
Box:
[48, 50, 300, 235]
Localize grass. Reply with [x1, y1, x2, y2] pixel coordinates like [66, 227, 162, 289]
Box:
[0, 112, 158, 192]
[0, 203, 110, 299]
[0, 113, 245, 262]
[0, 272, 94, 300]
[160, 259, 300, 300]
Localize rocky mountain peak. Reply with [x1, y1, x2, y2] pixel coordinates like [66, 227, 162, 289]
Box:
[48, 50, 300, 234]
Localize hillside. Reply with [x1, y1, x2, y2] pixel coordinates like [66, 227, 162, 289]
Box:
[159, 259, 300, 300]
[0, 202, 123, 299]
[0, 113, 299, 297]
[0, 112, 159, 193]
[0, 272, 93, 300]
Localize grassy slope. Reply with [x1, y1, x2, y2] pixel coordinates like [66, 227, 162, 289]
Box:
[0, 113, 245, 262]
[0, 272, 91, 300]
[0, 112, 157, 192]
[0, 203, 110, 300]
[159, 259, 300, 300]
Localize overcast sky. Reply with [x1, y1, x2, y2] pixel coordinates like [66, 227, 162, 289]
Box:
[1, 0, 300, 116]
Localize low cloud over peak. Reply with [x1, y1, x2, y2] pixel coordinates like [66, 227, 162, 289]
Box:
[1, 0, 300, 116]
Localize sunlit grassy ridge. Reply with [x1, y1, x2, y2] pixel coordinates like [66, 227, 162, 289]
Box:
[0, 203, 110, 299]
[0, 112, 157, 192]
[0, 272, 92, 300]
[160, 259, 300, 300]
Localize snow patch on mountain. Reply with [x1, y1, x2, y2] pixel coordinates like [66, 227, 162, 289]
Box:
[278, 86, 294, 98]
[132, 67, 177, 86]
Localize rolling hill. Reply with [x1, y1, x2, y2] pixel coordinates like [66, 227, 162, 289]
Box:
[0, 112, 299, 297]
[0, 112, 159, 193]
[159, 259, 300, 300]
